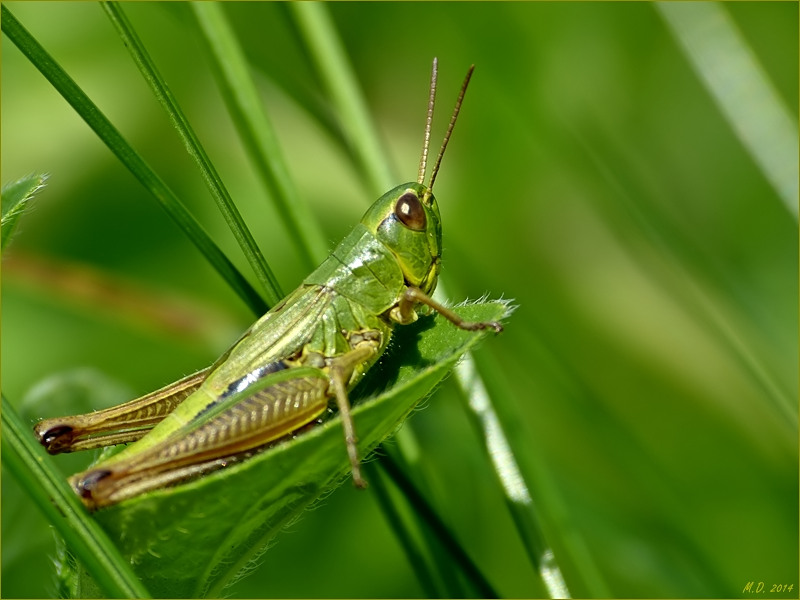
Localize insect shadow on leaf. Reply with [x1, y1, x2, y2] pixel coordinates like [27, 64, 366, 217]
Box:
[350, 315, 436, 403]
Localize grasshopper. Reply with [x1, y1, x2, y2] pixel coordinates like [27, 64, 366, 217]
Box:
[33, 59, 502, 511]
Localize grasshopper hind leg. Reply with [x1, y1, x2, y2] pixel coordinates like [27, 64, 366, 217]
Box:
[33, 368, 210, 454]
[72, 373, 332, 510]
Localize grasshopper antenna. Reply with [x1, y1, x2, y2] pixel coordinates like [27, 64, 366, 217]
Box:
[418, 58, 438, 185]
[428, 63, 475, 192]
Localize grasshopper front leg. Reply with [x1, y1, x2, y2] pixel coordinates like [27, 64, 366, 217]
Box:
[392, 287, 504, 333]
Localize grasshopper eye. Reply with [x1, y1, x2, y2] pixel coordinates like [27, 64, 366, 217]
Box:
[395, 192, 426, 231]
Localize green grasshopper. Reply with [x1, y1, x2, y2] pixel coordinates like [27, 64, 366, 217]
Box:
[33, 59, 502, 511]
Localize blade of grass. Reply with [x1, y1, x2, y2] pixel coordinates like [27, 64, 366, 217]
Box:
[361, 461, 442, 598]
[1, 173, 47, 251]
[288, 2, 395, 195]
[101, 1, 282, 306]
[379, 451, 498, 598]
[0, 6, 266, 316]
[457, 353, 576, 599]
[1, 395, 150, 599]
[656, 2, 798, 220]
[189, 2, 329, 269]
[379, 442, 472, 598]
[568, 121, 797, 428]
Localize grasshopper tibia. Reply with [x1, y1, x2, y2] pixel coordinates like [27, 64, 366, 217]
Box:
[328, 340, 380, 489]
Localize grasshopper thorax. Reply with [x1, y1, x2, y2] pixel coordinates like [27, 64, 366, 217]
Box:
[360, 182, 442, 295]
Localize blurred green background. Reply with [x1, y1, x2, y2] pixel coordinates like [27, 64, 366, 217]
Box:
[2, 2, 797, 598]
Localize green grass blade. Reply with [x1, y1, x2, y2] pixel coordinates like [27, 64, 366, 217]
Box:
[1, 395, 151, 599]
[361, 461, 443, 598]
[657, 2, 798, 220]
[189, 2, 329, 268]
[288, 2, 396, 195]
[1, 173, 47, 251]
[100, 1, 282, 306]
[378, 451, 498, 598]
[457, 353, 579, 598]
[0, 5, 266, 316]
[570, 118, 796, 429]
[386, 429, 479, 597]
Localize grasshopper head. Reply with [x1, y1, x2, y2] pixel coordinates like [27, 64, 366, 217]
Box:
[360, 182, 442, 295]
[357, 59, 475, 298]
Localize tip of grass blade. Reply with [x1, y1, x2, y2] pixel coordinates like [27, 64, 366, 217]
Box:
[2, 172, 48, 251]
